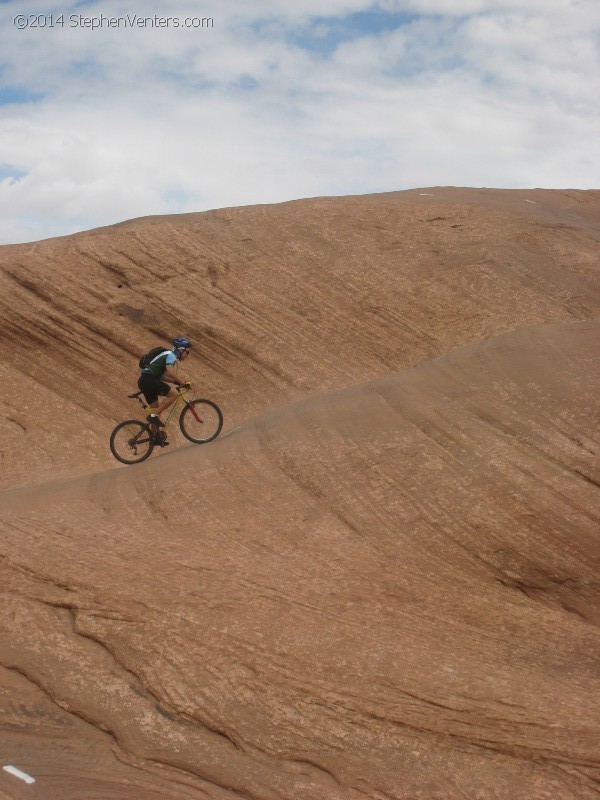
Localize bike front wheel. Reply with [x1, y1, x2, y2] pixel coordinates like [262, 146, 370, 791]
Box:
[179, 399, 223, 443]
[110, 420, 155, 464]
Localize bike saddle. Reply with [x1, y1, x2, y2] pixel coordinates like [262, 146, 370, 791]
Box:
[128, 391, 143, 398]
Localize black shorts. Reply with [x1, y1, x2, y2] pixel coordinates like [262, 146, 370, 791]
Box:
[138, 373, 171, 405]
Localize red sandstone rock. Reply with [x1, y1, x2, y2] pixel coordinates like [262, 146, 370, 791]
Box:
[0, 189, 599, 799]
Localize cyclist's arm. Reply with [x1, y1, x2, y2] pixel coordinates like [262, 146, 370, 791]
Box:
[164, 364, 186, 386]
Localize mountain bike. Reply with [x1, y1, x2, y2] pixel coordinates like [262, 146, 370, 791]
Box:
[109, 387, 223, 465]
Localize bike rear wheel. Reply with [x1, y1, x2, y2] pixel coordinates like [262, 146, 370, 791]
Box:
[110, 420, 155, 464]
[179, 399, 223, 443]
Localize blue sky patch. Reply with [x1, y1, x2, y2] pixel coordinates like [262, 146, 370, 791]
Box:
[287, 9, 421, 57]
[161, 187, 196, 210]
[0, 86, 44, 105]
[0, 163, 28, 182]
[233, 74, 260, 91]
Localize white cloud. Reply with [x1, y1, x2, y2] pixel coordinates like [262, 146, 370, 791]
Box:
[0, 0, 598, 243]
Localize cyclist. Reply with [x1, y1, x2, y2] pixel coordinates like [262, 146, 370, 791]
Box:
[138, 338, 192, 435]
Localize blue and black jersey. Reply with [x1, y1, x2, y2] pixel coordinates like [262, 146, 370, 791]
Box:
[141, 350, 177, 380]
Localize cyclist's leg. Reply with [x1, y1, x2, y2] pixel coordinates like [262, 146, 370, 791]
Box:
[146, 400, 161, 435]
[152, 384, 179, 417]
[138, 376, 162, 436]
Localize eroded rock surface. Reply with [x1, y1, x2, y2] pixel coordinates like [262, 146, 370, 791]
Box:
[1, 188, 598, 488]
[0, 189, 599, 799]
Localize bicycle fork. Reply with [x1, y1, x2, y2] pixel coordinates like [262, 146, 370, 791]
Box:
[186, 401, 203, 424]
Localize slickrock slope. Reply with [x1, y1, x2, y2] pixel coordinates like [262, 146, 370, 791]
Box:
[1, 189, 599, 799]
[1, 320, 599, 799]
[0, 188, 598, 488]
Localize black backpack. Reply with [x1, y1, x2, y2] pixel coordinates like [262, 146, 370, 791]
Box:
[139, 346, 170, 369]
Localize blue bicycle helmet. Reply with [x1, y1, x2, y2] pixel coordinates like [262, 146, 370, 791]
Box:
[172, 337, 191, 350]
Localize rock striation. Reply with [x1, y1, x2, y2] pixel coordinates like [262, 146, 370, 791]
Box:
[0, 188, 599, 799]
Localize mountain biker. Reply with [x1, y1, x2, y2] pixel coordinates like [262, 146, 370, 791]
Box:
[138, 338, 192, 433]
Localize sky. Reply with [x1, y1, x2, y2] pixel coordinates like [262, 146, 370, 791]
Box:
[0, 0, 598, 244]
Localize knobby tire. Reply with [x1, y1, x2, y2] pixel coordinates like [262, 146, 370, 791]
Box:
[180, 399, 223, 443]
[110, 419, 155, 464]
